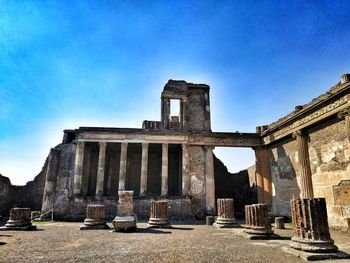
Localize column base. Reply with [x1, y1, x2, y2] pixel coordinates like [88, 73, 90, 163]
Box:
[0, 224, 36, 231]
[282, 246, 350, 261]
[113, 215, 137, 232]
[289, 236, 338, 253]
[147, 217, 171, 228]
[213, 218, 238, 228]
[79, 224, 109, 230]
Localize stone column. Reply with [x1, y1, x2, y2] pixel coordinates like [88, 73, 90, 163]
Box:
[289, 198, 338, 252]
[95, 142, 107, 197]
[338, 107, 350, 141]
[161, 143, 169, 196]
[243, 204, 274, 237]
[181, 144, 190, 196]
[254, 147, 272, 205]
[73, 141, 85, 196]
[0, 208, 36, 230]
[148, 200, 170, 228]
[118, 142, 128, 191]
[140, 143, 149, 196]
[293, 130, 314, 199]
[80, 204, 108, 230]
[205, 146, 215, 215]
[213, 198, 237, 228]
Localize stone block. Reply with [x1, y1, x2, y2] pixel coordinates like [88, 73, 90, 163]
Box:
[113, 191, 137, 232]
[0, 208, 36, 231]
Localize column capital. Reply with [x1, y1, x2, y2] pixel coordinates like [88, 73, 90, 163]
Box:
[181, 143, 189, 149]
[142, 142, 149, 147]
[204, 145, 215, 151]
[99, 141, 107, 147]
[337, 107, 350, 119]
[75, 140, 85, 148]
[292, 129, 306, 139]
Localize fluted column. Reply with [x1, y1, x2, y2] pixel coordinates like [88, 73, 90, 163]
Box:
[73, 141, 85, 196]
[161, 143, 169, 196]
[96, 142, 107, 197]
[205, 146, 215, 215]
[181, 144, 190, 195]
[118, 142, 128, 191]
[140, 143, 149, 196]
[254, 147, 265, 203]
[293, 130, 314, 199]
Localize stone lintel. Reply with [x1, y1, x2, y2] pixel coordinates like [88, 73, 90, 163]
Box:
[262, 93, 350, 145]
[76, 131, 261, 147]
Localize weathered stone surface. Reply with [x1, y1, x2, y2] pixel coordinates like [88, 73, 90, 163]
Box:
[289, 198, 338, 253]
[80, 204, 109, 230]
[113, 191, 136, 231]
[0, 208, 36, 231]
[148, 200, 170, 228]
[243, 204, 275, 238]
[213, 198, 237, 228]
[274, 217, 285, 229]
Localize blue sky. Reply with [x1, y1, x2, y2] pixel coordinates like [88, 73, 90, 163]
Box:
[1, 1, 350, 185]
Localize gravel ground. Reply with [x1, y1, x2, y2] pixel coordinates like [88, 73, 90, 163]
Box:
[0, 221, 349, 263]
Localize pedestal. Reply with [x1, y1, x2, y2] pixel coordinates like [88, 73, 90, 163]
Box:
[0, 208, 36, 231]
[290, 198, 337, 252]
[283, 198, 350, 260]
[242, 204, 275, 239]
[80, 204, 109, 230]
[113, 191, 137, 231]
[148, 200, 170, 228]
[275, 217, 285, 229]
[213, 198, 237, 228]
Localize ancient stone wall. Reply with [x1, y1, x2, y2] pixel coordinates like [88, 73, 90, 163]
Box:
[214, 157, 256, 218]
[187, 87, 211, 132]
[0, 161, 46, 218]
[188, 145, 206, 218]
[308, 117, 350, 226]
[261, 116, 350, 227]
[269, 137, 300, 216]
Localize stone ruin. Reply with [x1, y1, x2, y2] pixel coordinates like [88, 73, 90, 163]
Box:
[113, 191, 137, 231]
[0, 74, 350, 242]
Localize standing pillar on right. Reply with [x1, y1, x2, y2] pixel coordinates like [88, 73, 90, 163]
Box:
[283, 130, 347, 260]
[254, 147, 272, 205]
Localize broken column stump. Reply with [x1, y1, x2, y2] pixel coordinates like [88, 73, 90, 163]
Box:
[290, 198, 337, 252]
[113, 191, 137, 231]
[283, 198, 350, 260]
[80, 204, 109, 230]
[275, 217, 285, 229]
[148, 200, 170, 228]
[0, 208, 36, 231]
[242, 204, 275, 239]
[213, 198, 237, 228]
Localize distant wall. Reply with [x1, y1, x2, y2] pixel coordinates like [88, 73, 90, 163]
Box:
[0, 161, 46, 218]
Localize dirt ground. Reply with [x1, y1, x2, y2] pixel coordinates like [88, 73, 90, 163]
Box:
[0, 221, 349, 263]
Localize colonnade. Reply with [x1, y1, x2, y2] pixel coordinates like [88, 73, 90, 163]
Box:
[73, 141, 191, 197]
